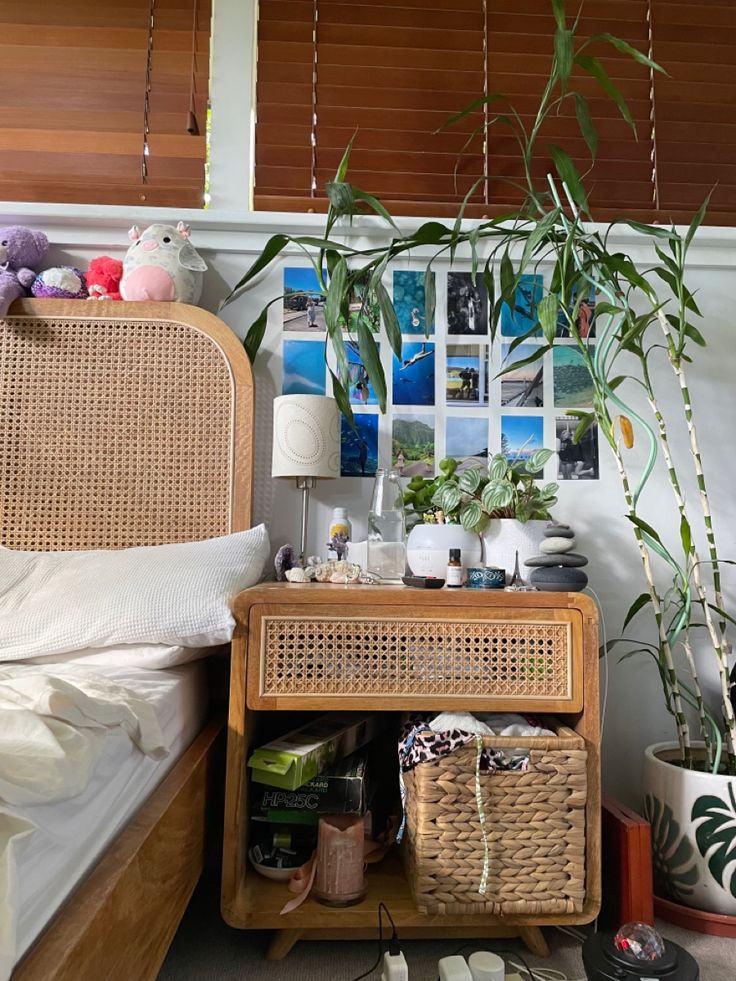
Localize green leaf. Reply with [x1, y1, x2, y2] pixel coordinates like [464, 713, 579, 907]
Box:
[437, 92, 506, 133]
[496, 344, 548, 378]
[481, 480, 514, 511]
[592, 33, 666, 74]
[692, 784, 736, 898]
[500, 249, 515, 305]
[329, 370, 353, 426]
[679, 515, 693, 557]
[537, 293, 559, 344]
[424, 268, 436, 337]
[576, 54, 636, 134]
[548, 144, 588, 211]
[686, 191, 713, 249]
[573, 93, 598, 161]
[573, 412, 594, 443]
[483, 258, 496, 342]
[614, 219, 679, 241]
[325, 182, 355, 214]
[627, 514, 662, 545]
[459, 500, 484, 531]
[458, 466, 482, 493]
[434, 482, 462, 514]
[325, 258, 348, 334]
[623, 592, 651, 629]
[373, 279, 402, 360]
[350, 186, 400, 230]
[242, 305, 269, 363]
[526, 448, 554, 474]
[551, 0, 566, 30]
[356, 319, 387, 413]
[684, 322, 706, 347]
[225, 233, 289, 301]
[334, 131, 356, 183]
[554, 28, 574, 91]
[407, 221, 453, 245]
[488, 453, 509, 481]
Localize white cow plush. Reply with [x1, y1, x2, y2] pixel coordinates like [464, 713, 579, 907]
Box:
[120, 222, 207, 304]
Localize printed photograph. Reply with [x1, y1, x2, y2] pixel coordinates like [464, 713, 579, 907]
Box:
[282, 340, 326, 397]
[501, 414, 544, 465]
[347, 339, 379, 405]
[556, 416, 599, 480]
[347, 275, 380, 333]
[392, 341, 435, 406]
[393, 270, 434, 334]
[446, 344, 488, 405]
[341, 413, 379, 477]
[283, 267, 325, 332]
[553, 345, 595, 408]
[392, 414, 435, 476]
[500, 343, 544, 407]
[447, 272, 488, 336]
[500, 273, 543, 337]
[556, 285, 596, 338]
[446, 416, 488, 470]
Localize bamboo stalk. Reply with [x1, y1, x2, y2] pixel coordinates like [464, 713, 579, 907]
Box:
[681, 632, 714, 767]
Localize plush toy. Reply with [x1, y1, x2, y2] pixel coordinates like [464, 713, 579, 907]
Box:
[31, 266, 88, 300]
[86, 256, 123, 300]
[0, 225, 49, 316]
[120, 222, 207, 304]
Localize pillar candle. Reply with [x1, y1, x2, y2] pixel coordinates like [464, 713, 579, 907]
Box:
[313, 814, 366, 907]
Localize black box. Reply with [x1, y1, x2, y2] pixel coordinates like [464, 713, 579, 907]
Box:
[250, 751, 374, 817]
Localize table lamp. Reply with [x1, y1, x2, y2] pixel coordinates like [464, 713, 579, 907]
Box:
[271, 394, 340, 560]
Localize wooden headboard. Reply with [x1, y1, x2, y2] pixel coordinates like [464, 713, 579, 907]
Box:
[0, 299, 253, 550]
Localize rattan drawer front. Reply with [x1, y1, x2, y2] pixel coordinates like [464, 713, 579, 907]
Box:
[250, 605, 582, 709]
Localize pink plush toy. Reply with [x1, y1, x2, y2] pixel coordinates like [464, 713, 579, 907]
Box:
[86, 256, 123, 300]
[0, 225, 49, 316]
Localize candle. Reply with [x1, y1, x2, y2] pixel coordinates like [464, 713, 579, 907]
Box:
[313, 814, 366, 907]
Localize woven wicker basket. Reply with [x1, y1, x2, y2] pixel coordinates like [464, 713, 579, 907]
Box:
[402, 720, 587, 916]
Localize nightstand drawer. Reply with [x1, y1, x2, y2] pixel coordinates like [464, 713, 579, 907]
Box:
[246, 603, 583, 711]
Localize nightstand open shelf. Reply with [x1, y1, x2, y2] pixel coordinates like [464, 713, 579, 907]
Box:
[221, 583, 600, 960]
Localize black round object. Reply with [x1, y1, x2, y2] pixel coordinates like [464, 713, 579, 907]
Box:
[582, 931, 699, 980]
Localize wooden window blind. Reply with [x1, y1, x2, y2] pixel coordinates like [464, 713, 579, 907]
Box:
[0, 0, 211, 208]
[254, 0, 736, 224]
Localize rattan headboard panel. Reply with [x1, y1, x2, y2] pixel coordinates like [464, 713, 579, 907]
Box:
[0, 300, 253, 550]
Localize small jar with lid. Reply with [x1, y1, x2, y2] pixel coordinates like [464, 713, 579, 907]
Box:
[446, 548, 464, 588]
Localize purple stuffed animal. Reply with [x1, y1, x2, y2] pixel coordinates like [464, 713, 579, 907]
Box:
[0, 225, 49, 316]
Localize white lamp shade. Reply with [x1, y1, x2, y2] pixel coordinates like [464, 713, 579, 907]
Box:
[271, 395, 341, 479]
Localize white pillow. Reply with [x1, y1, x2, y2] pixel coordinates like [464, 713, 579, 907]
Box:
[25, 643, 211, 670]
[0, 525, 269, 662]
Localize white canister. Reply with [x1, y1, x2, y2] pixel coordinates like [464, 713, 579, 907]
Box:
[407, 523, 482, 580]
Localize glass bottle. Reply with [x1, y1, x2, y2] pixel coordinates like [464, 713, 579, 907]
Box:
[367, 468, 406, 583]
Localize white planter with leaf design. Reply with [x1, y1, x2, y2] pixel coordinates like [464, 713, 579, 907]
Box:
[643, 742, 736, 916]
[481, 518, 547, 582]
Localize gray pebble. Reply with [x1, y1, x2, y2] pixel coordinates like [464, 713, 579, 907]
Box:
[530, 566, 588, 591]
[525, 553, 588, 568]
[540, 536, 576, 554]
[544, 525, 575, 539]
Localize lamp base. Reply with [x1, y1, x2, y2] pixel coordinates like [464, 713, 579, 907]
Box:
[296, 476, 316, 562]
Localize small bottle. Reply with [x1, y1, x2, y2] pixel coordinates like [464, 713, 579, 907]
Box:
[446, 548, 463, 588]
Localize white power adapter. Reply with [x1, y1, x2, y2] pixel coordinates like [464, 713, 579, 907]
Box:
[381, 950, 409, 981]
[438, 955, 473, 981]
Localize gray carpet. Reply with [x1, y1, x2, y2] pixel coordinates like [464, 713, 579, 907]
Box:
[158, 875, 736, 980]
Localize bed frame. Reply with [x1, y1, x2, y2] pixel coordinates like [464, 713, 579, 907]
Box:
[2, 299, 253, 981]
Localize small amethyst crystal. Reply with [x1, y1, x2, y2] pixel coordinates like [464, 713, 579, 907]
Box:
[328, 531, 349, 561]
[275, 543, 300, 582]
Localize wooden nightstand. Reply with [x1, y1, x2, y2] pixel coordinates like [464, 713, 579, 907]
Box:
[221, 583, 600, 960]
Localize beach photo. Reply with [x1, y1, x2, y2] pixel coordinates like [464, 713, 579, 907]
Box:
[500, 343, 544, 407]
[393, 270, 434, 334]
[347, 339, 379, 405]
[446, 344, 487, 405]
[501, 414, 544, 465]
[553, 345, 595, 408]
[446, 416, 488, 470]
[282, 340, 326, 396]
[392, 341, 435, 406]
[556, 285, 596, 338]
[392, 414, 435, 476]
[447, 272, 488, 336]
[341, 413, 379, 477]
[556, 416, 599, 480]
[283, 267, 326, 332]
[500, 273, 543, 337]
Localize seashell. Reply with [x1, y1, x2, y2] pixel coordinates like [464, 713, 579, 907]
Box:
[314, 562, 333, 582]
[306, 555, 322, 568]
[285, 567, 310, 583]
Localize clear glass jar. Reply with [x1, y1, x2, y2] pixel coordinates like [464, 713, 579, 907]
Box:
[367, 468, 406, 583]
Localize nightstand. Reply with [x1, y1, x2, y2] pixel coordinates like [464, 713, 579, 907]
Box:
[221, 583, 600, 960]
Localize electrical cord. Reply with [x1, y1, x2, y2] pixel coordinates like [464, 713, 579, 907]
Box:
[349, 902, 399, 981]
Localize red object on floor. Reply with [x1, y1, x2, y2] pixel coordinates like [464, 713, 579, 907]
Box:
[654, 894, 736, 937]
[601, 796, 654, 927]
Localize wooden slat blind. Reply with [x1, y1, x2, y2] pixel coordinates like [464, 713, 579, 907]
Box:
[254, 0, 736, 224]
[0, 0, 211, 208]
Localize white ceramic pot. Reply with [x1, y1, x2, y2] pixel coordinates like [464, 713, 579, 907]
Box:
[481, 518, 546, 581]
[406, 523, 482, 580]
[643, 742, 736, 915]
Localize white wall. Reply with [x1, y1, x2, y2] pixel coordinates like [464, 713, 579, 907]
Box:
[1, 203, 733, 806]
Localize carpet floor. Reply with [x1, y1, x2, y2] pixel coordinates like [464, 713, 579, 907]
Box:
[158, 875, 736, 980]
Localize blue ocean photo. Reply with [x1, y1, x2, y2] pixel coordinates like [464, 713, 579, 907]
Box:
[500, 273, 543, 337]
[282, 340, 326, 396]
[341, 413, 379, 477]
[446, 416, 488, 464]
[393, 270, 434, 334]
[501, 414, 544, 464]
[392, 342, 435, 406]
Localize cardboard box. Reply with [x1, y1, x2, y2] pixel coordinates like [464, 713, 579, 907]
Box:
[247, 713, 378, 790]
[251, 751, 374, 816]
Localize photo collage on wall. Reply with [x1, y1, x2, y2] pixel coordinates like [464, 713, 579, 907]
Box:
[280, 265, 599, 481]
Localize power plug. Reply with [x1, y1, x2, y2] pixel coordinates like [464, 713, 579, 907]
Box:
[381, 950, 409, 981]
[438, 955, 473, 981]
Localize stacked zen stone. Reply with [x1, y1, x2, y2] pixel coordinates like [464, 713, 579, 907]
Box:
[524, 523, 588, 592]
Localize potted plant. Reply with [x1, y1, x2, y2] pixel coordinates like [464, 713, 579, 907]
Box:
[227, 0, 736, 921]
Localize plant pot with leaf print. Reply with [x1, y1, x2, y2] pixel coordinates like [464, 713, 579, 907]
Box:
[643, 744, 736, 917]
[403, 450, 558, 584]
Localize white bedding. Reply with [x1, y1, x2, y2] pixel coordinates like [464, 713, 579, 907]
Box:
[4, 661, 207, 973]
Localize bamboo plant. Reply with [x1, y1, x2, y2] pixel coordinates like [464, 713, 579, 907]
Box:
[225, 0, 734, 771]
